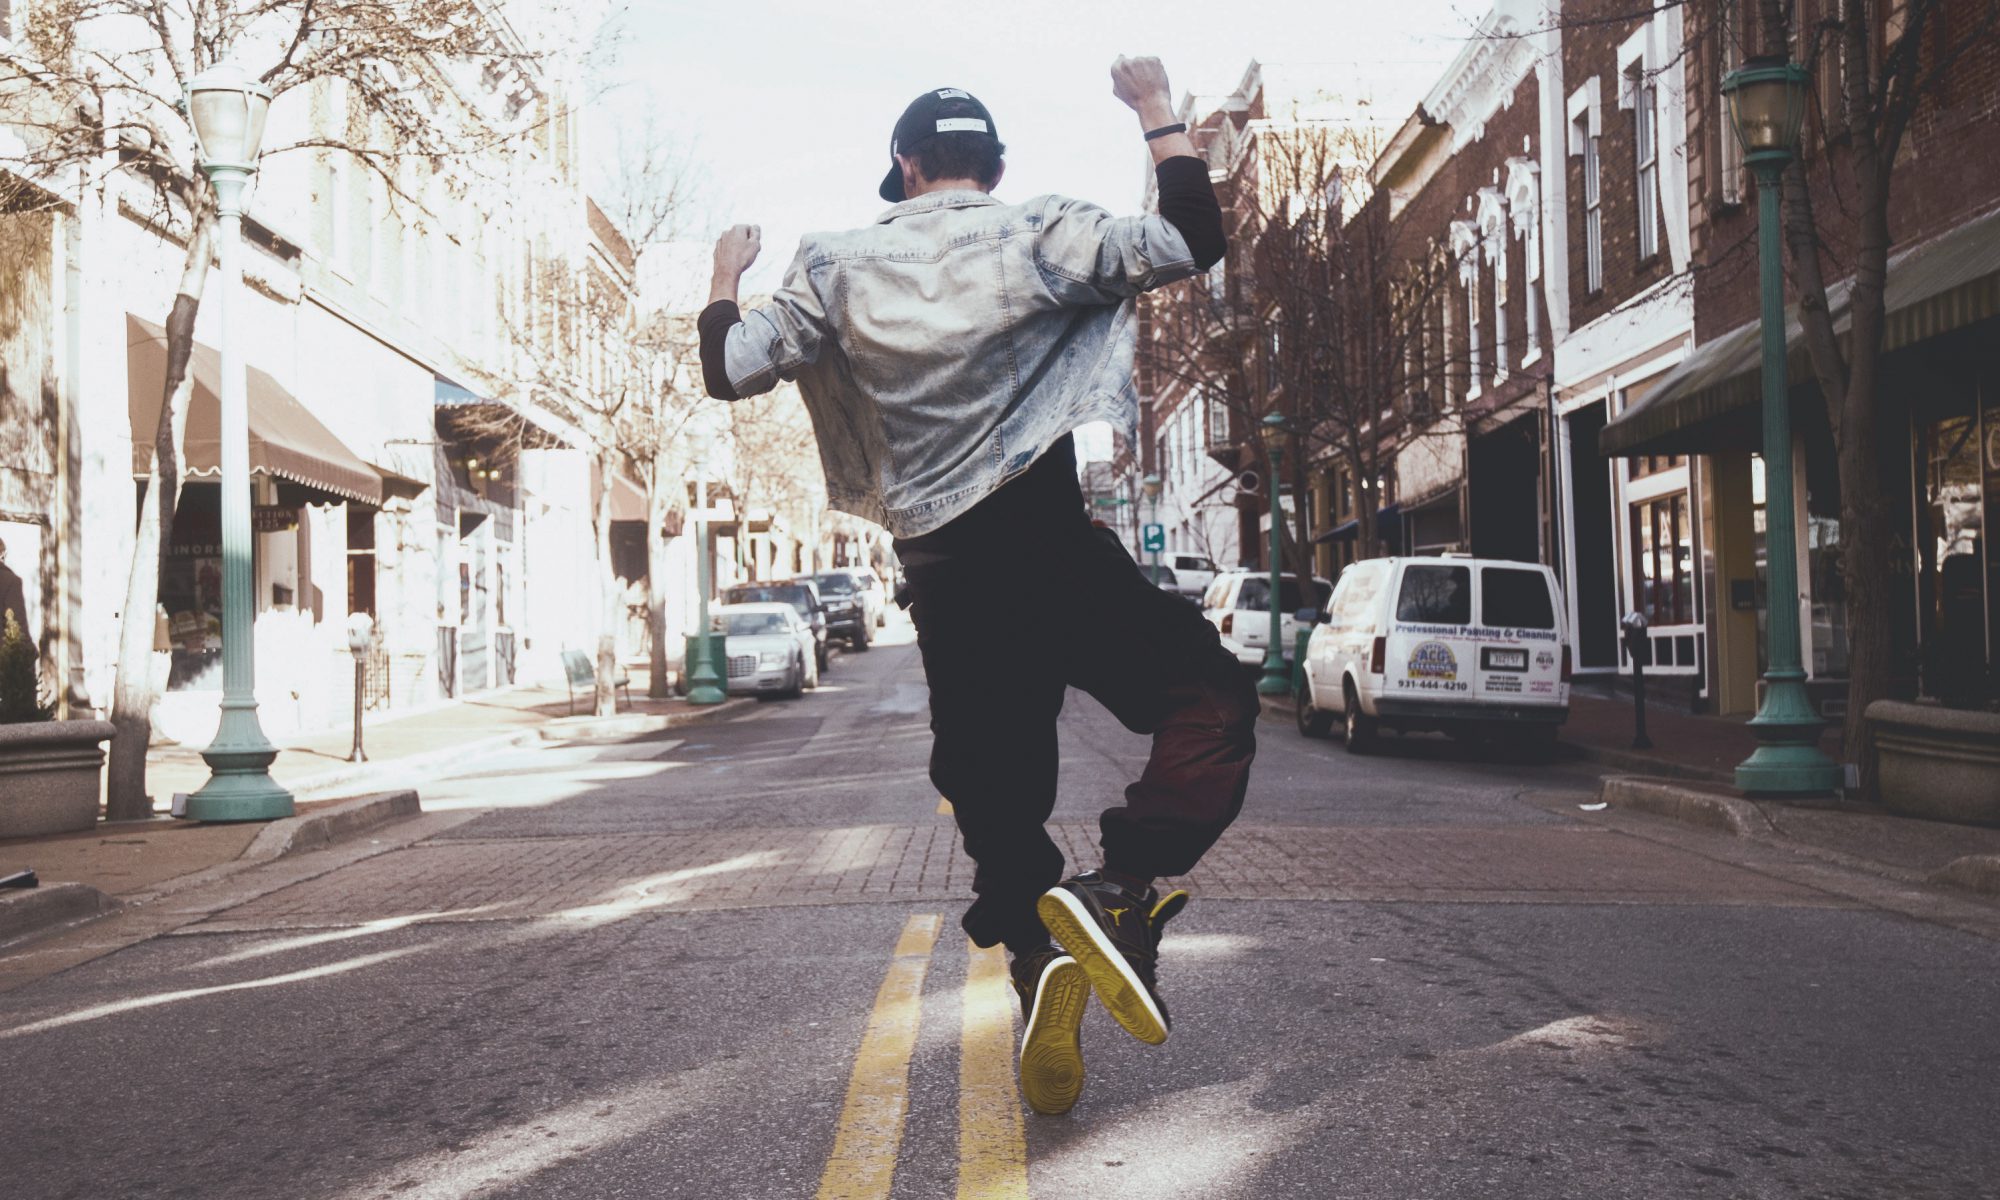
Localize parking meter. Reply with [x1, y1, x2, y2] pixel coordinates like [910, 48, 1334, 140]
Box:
[345, 612, 375, 763]
[1620, 611, 1652, 749]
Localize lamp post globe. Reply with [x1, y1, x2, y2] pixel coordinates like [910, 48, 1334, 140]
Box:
[1257, 413, 1292, 696]
[182, 59, 292, 821]
[1722, 56, 1841, 796]
[1722, 57, 1810, 167]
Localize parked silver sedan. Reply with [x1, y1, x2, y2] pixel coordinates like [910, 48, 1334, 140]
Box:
[712, 603, 816, 699]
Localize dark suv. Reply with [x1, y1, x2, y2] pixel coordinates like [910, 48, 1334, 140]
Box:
[809, 572, 872, 651]
[722, 580, 829, 671]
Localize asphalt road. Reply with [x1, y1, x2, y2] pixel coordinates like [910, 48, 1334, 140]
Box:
[5, 615, 1998, 1199]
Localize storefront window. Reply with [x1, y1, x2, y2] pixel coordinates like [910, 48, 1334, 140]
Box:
[1915, 407, 1991, 703]
[162, 488, 225, 691]
[1629, 491, 1693, 626]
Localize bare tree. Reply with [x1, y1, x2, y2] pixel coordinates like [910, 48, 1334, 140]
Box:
[1142, 120, 1467, 579]
[489, 241, 702, 716]
[725, 380, 821, 582]
[592, 125, 708, 697]
[1, 0, 546, 817]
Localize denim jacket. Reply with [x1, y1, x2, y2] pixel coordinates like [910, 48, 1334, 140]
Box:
[717, 190, 1200, 538]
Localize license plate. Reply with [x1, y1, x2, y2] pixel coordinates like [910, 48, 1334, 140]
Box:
[1482, 647, 1528, 671]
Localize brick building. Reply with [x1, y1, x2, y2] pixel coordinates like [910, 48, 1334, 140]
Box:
[1603, 0, 2000, 715]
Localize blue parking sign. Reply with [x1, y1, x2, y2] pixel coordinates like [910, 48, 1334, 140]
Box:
[1142, 523, 1165, 552]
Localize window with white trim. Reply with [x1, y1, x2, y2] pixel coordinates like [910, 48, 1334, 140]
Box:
[1440, 288, 1455, 410]
[1630, 64, 1660, 261]
[1580, 123, 1603, 292]
[1465, 257, 1482, 396]
[1568, 77, 1604, 295]
[1718, 32, 1745, 205]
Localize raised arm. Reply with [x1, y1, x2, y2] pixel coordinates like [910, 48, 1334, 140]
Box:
[1035, 57, 1226, 305]
[699, 225, 828, 402]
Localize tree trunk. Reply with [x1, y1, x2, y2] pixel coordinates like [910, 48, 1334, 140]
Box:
[105, 219, 213, 821]
[592, 453, 619, 718]
[1832, 161, 1897, 792]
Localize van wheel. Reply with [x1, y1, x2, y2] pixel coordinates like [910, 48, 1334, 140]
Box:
[1342, 682, 1378, 755]
[1296, 685, 1335, 738]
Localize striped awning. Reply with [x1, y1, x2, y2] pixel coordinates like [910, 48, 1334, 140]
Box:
[1600, 203, 2000, 456]
[126, 315, 382, 505]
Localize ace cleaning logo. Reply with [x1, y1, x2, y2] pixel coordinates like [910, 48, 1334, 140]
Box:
[1408, 641, 1458, 681]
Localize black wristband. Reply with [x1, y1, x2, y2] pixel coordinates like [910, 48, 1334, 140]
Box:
[1144, 122, 1188, 141]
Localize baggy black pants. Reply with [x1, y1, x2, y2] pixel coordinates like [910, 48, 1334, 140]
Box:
[895, 436, 1259, 953]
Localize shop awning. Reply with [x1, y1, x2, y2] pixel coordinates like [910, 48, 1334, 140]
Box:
[1601, 203, 2000, 457]
[126, 315, 383, 505]
[1312, 503, 1401, 544]
[435, 376, 577, 449]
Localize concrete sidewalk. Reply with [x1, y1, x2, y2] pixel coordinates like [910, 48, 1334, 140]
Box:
[143, 682, 725, 808]
[0, 684, 752, 940]
[1258, 688, 2000, 899]
[1559, 692, 1845, 782]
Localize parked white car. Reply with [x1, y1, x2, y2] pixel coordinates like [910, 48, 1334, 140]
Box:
[1168, 554, 1219, 597]
[1201, 569, 1334, 669]
[1295, 555, 1570, 753]
[712, 603, 817, 699]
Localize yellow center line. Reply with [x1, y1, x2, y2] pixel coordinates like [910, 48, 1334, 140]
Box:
[938, 796, 954, 816]
[959, 941, 1029, 1200]
[816, 914, 942, 1200]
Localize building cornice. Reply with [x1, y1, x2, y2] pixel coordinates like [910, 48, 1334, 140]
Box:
[1420, 0, 1541, 151]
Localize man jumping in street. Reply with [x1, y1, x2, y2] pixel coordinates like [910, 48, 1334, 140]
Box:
[699, 56, 1257, 1116]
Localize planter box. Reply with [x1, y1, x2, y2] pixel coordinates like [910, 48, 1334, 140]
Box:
[0, 720, 114, 837]
[1868, 700, 2000, 825]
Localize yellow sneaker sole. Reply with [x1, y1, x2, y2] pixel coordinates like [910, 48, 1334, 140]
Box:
[1037, 889, 1169, 1046]
[1019, 955, 1089, 1115]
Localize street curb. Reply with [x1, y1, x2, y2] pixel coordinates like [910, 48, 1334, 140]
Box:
[256, 697, 755, 797]
[1600, 776, 1775, 837]
[241, 790, 423, 863]
[0, 882, 120, 950]
[1260, 693, 1732, 783]
[1564, 743, 1732, 784]
[1930, 855, 2000, 898]
[538, 696, 755, 743]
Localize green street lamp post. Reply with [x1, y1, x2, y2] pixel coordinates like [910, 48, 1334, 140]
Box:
[182, 62, 293, 822]
[1142, 473, 1162, 582]
[686, 445, 725, 705]
[1723, 57, 1842, 796]
[1257, 413, 1291, 696]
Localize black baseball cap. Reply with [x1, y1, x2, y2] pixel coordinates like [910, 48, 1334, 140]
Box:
[879, 87, 1000, 203]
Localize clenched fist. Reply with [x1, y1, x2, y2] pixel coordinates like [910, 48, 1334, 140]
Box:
[713, 224, 762, 278]
[1110, 55, 1173, 117]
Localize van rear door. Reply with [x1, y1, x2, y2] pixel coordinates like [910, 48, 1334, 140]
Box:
[1473, 565, 1566, 707]
[1382, 562, 1476, 701]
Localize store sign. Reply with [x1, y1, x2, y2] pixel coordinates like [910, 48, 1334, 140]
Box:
[253, 505, 299, 533]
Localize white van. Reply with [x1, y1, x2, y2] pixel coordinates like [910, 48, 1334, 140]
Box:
[1296, 555, 1570, 753]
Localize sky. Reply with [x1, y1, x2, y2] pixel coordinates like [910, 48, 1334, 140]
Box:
[586, 0, 1484, 306]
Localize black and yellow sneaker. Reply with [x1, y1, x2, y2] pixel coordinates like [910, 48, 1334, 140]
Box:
[1036, 872, 1189, 1046]
[1009, 946, 1089, 1116]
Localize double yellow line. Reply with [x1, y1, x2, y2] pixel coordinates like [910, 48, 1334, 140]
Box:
[815, 914, 1029, 1200]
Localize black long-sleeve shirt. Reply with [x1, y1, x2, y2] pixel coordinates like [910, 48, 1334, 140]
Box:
[699, 155, 1225, 402]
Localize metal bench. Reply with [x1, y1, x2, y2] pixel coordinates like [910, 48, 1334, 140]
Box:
[561, 649, 632, 715]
